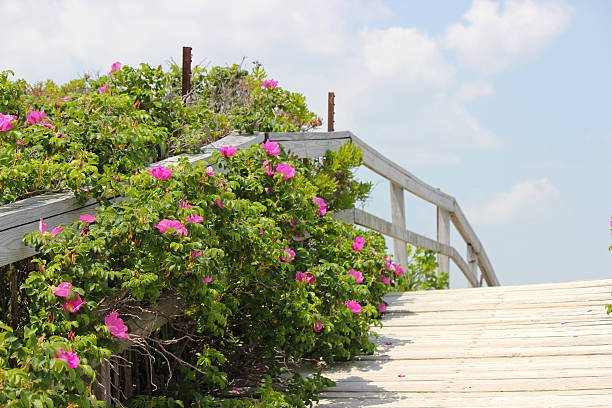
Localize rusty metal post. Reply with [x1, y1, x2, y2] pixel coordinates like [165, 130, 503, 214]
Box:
[182, 46, 192, 99]
[327, 91, 335, 132]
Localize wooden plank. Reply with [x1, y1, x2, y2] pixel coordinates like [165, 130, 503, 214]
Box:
[437, 207, 451, 281]
[390, 182, 408, 270]
[351, 208, 478, 286]
[0, 135, 263, 268]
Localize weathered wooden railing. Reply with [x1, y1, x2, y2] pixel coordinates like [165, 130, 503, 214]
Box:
[265, 131, 499, 287]
[0, 131, 498, 284]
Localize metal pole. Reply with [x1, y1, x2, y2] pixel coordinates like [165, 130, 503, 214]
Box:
[327, 92, 335, 132]
[182, 46, 192, 99]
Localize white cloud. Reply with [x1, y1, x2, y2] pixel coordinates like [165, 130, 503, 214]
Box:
[457, 81, 493, 101]
[361, 27, 455, 86]
[467, 177, 560, 224]
[443, 0, 571, 73]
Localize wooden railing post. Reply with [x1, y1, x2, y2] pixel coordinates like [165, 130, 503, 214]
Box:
[467, 243, 479, 286]
[437, 207, 450, 279]
[390, 182, 408, 270]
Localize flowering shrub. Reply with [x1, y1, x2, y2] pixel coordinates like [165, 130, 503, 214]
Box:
[0, 62, 320, 205]
[0, 140, 421, 407]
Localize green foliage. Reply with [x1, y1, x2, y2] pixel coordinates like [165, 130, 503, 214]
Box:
[393, 246, 447, 292]
[0, 62, 321, 205]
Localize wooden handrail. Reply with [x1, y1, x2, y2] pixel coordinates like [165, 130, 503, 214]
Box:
[1, 131, 498, 286]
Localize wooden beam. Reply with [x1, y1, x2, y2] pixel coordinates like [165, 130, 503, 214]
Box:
[437, 207, 451, 280]
[337, 208, 478, 287]
[390, 183, 408, 271]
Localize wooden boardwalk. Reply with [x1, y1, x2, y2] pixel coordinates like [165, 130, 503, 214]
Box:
[316, 278, 612, 407]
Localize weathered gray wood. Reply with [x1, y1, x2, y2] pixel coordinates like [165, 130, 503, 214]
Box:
[467, 243, 478, 286]
[314, 278, 612, 406]
[0, 135, 263, 268]
[343, 208, 478, 286]
[267, 131, 351, 158]
[437, 207, 451, 280]
[389, 182, 408, 271]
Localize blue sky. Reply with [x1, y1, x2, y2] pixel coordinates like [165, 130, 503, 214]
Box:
[2, 0, 610, 287]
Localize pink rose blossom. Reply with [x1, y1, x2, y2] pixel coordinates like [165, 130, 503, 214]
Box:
[262, 160, 275, 175]
[17, 140, 25, 146]
[26, 110, 45, 125]
[312, 197, 327, 216]
[378, 303, 387, 313]
[0, 113, 16, 131]
[348, 269, 364, 284]
[57, 96, 71, 102]
[79, 214, 96, 223]
[215, 200, 225, 207]
[219, 145, 237, 158]
[202, 276, 213, 283]
[262, 140, 280, 156]
[51, 226, 63, 237]
[38, 218, 47, 234]
[179, 201, 192, 209]
[54, 282, 72, 297]
[105, 312, 129, 339]
[352, 236, 365, 252]
[205, 166, 215, 176]
[41, 121, 52, 128]
[154, 219, 188, 236]
[99, 85, 108, 94]
[108, 61, 122, 76]
[261, 80, 278, 88]
[379, 275, 391, 284]
[296, 271, 315, 284]
[393, 264, 403, 276]
[54, 348, 79, 368]
[186, 214, 204, 223]
[313, 320, 323, 332]
[345, 300, 362, 314]
[275, 163, 295, 180]
[62, 294, 84, 313]
[280, 248, 295, 263]
[149, 165, 172, 180]
[191, 250, 203, 259]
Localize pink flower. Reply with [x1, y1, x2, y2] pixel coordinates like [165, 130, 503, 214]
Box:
[261, 80, 278, 88]
[398, 374, 406, 378]
[0, 113, 16, 131]
[38, 218, 47, 234]
[191, 250, 202, 259]
[62, 294, 84, 313]
[108, 61, 122, 76]
[99, 85, 108, 94]
[313, 320, 323, 332]
[290, 219, 296, 227]
[263, 160, 275, 175]
[348, 269, 364, 283]
[393, 264, 403, 276]
[215, 200, 225, 207]
[352, 236, 365, 252]
[41, 121, 52, 128]
[57, 133, 65, 138]
[57, 96, 71, 102]
[205, 166, 215, 176]
[149, 165, 172, 180]
[262, 140, 280, 156]
[219, 145, 237, 158]
[202, 276, 213, 283]
[154, 219, 188, 236]
[179, 201, 192, 209]
[379, 275, 391, 284]
[79, 214, 96, 223]
[54, 282, 72, 297]
[186, 214, 204, 223]
[378, 303, 387, 313]
[312, 197, 327, 216]
[105, 312, 129, 339]
[17, 140, 25, 146]
[275, 163, 295, 180]
[26, 110, 45, 125]
[54, 348, 79, 368]
[345, 300, 362, 314]
[67, 331, 75, 341]
[296, 271, 315, 284]
[280, 248, 295, 263]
